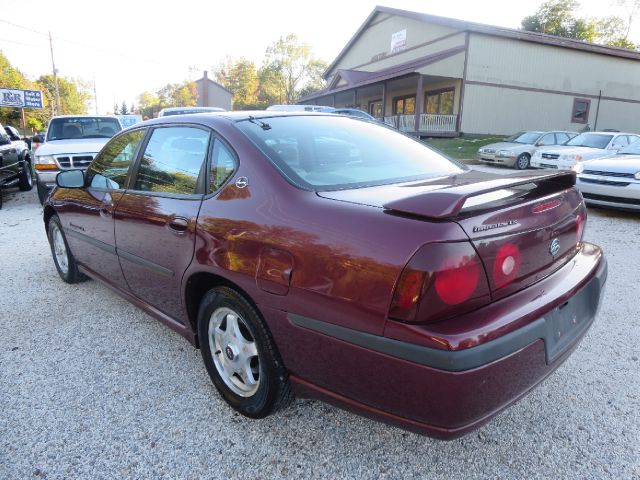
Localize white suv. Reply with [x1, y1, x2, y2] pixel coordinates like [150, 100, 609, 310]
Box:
[34, 115, 123, 204]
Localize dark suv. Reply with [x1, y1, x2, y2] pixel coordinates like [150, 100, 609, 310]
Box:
[0, 122, 33, 208]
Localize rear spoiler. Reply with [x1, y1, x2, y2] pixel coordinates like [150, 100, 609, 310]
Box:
[383, 171, 575, 219]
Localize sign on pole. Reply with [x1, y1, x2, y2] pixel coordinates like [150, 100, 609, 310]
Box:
[0, 88, 44, 109]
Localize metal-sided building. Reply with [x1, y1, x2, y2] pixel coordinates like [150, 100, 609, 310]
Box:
[300, 6, 640, 137]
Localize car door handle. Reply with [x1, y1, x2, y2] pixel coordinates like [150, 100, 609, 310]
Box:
[168, 217, 189, 234]
[100, 203, 113, 218]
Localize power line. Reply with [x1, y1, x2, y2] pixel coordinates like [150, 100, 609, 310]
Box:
[0, 36, 45, 48]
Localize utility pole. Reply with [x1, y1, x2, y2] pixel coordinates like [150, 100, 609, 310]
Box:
[93, 78, 98, 115]
[49, 31, 61, 115]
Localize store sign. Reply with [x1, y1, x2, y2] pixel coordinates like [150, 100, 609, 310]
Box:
[0, 88, 44, 109]
[390, 29, 407, 53]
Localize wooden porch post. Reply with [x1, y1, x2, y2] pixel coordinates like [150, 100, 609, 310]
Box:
[414, 74, 424, 138]
[381, 82, 387, 118]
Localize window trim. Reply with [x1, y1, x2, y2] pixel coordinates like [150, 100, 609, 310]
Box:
[424, 87, 455, 115]
[126, 123, 213, 198]
[571, 98, 590, 124]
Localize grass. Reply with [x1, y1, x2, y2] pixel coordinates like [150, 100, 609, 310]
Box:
[424, 134, 506, 160]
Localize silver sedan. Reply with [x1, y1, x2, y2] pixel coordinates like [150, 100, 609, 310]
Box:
[576, 142, 640, 211]
[478, 131, 577, 170]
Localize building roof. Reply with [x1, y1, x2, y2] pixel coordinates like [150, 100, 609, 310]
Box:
[324, 5, 640, 79]
[195, 74, 233, 95]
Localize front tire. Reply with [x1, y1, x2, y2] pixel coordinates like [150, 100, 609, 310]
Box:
[515, 153, 530, 170]
[18, 160, 34, 191]
[47, 215, 85, 283]
[198, 286, 292, 418]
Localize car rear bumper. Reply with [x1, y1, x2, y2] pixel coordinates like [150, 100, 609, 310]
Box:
[264, 242, 607, 439]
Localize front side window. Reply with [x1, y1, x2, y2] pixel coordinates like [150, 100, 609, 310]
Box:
[506, 131, 543, 144]
[571, 98, 590, 124]
[86, 129, 145, 189]
[537, 133, 556, 146]
[611, 136, 629, 148]
[134, 126, 210, 195]
[236, 115, 466, 190]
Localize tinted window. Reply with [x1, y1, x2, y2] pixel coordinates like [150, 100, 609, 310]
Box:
[134, 127, 210, 194]
[236, 115, 466, 190]
[86, 129, 145, 189]
[210, 140, 237, 192]
[47, 117, 121, 141]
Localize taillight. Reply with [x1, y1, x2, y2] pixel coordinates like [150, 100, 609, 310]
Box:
[492, 243, 521, 289]
[389, 242, 491, 323]
[434, 255, 481, 305]
[576, 211, 586, 242]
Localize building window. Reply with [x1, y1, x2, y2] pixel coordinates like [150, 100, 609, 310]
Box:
[571, 98, 590, 124]
[425, 88, 455, 115]
[393, 95, 415, 115]
[368, 99, 383, 118]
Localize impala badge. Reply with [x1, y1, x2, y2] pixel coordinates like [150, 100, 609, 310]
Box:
[549, 238, 561, 256]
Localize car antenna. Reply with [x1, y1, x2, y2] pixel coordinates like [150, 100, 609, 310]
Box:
[248, 116, 271, 130]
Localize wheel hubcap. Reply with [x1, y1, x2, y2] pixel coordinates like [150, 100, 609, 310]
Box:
[51, 224, 69, 274]
[208, 307, 260, 397]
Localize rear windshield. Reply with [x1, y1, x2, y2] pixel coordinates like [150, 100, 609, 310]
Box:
[47, 117, 121, 141]
[565, 133, 613, 149]
[235, 115, 466, 190]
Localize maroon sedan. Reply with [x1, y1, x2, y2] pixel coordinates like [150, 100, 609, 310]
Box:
[44, 112, 607, 439]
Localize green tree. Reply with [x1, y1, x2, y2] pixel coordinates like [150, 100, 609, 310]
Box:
[522, 0, 638, 49]
[262, 34, 327, 104]
[120, 101, 128, 115]
[214, 57, 260, 109]
[137, 91, 161, 118]
[38, 75, 90, 115]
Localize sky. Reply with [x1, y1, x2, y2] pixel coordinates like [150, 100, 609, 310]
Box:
[2, 0, 638, 114]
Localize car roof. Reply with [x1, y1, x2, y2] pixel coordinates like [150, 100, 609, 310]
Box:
[50, 115, 120, 119]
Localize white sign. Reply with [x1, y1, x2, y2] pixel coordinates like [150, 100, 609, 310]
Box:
[390, 29, 407, 53]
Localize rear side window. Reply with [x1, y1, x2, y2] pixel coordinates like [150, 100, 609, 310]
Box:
[210, 140, 237, 192]
[134, 127, 210, 194]
[236, 115, 465, 190]
[87, 129, 145, 189]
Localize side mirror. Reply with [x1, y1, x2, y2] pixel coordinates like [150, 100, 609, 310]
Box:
[56, 170, 85, 188]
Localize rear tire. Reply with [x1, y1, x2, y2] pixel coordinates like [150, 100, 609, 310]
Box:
[47, 215, 86, 283]
[18, 160, 34, 191]
[515, 153, 530, 170]
[198, 286, 292, 418]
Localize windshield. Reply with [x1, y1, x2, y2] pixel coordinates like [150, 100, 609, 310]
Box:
[505, 131, 543, 144]
[617, 138, 640, 155]
[47, 117, 121, 141]
[565, 133, 613, 149]
[236, 115, 467, 190]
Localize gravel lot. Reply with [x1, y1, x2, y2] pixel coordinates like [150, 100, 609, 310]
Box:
[1, 184, 639, 480]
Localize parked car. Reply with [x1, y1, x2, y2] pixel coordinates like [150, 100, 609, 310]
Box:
[116, 114, 143, 128]
[531, 131, 640, 170]
[158, 107, 225, 117]
[33, 115, 123, 204]
[266, 104, 332, 112]
[575, 141, 640, 211]
[0, 121, 33, 209]
[478, 131, 577, 170]
[43, 112, 606, 439]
